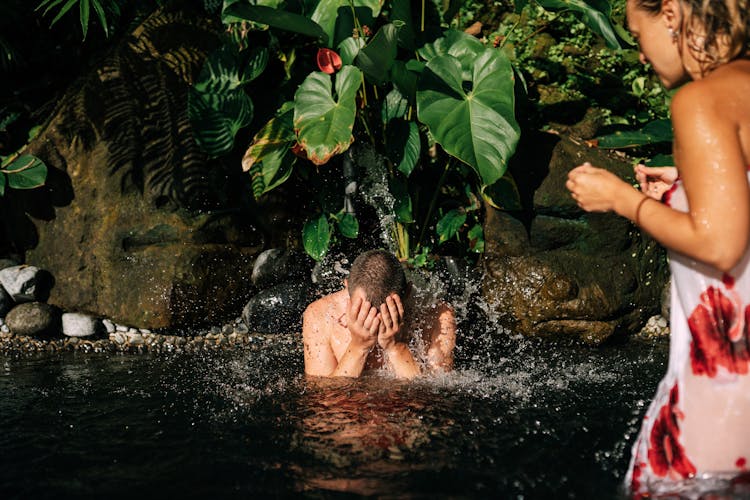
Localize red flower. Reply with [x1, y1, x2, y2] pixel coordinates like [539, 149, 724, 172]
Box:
[687, 286, 750, 376]
[647, 385, 696, 479]
[316, 48, 342, 74]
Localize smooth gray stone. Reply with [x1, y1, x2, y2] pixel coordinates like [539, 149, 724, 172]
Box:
[0, 286, 13, 317]
[102, 319, 116, 333]
[62, 313, 104, 338]
[5, 302, 61, 337]
[251, 248, 311, 290]
[0, 265, 47, 302]
[242, 279, 315, 334]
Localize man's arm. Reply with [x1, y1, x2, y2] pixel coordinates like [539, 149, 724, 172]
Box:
[425, 303, 456, 373]
[302, 304, 339, 377]
[331, 295, 379, 377]
[302, 296, 380, 378]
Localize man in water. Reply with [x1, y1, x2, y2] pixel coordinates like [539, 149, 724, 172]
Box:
[302, 249, 456, 379]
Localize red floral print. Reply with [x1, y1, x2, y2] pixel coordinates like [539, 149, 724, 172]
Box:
[316, 48, 342, 74]
[723, 273, 736, 289]
[687, 286, 750, 376]
[631, 460, 643, 493]
[647, 385, 696, 479]
[662, 181, 679, 207]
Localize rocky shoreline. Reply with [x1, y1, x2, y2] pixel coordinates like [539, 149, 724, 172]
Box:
[0, 255, 309, 355]
[0, 318, 277, 355]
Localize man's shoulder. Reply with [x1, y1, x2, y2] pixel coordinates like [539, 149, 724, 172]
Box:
[303, 290, 347, 320]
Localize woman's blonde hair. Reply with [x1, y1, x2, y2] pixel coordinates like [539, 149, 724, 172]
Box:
[634, 0, 749, 71]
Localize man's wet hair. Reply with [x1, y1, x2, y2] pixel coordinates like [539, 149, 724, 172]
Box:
[347, 249, 407, 306]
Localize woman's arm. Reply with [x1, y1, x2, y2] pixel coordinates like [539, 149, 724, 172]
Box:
[567, 82, 750, 272]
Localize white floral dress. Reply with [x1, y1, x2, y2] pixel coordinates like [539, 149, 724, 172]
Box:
[627, 176, 750, 497]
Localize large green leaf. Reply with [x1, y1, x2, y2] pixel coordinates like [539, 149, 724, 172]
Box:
[188, 87, 254, 157]
[242, 103, 296, 199]
[310, 0, 381, 48]
[386, 120, 420, 177]
[596, 119, 673, 149]
[338, 36, 365, 65]
[2, 154, 48, 190]
[417, 48, 520, 186]
[294, 66, 362, 165]
[247, 151, 294, 199]
[536, 0, 620, 49]
[223, 3, 327, 43]
[417, 29, 484, 80]
[194, 44, 245, 94]
[356, 23, 400, 85]
[303, 214, 331, 261]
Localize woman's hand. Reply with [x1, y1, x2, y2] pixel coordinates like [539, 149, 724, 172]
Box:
[566, 162, 631, 212]
[346, 295, 379, 350]
[378, 294, 404, 352]
[634, 164, 678, 200]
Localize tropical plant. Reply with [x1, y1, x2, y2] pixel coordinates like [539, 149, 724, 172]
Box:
[190, 0, 622, 263]
[36, 0, 123, 39]
[0, 112, 48, 197]
[0, 154, 48, 197]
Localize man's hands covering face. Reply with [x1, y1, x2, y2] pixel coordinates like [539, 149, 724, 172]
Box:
[346, 295, 380, 350]
[378, 293, 405, 352]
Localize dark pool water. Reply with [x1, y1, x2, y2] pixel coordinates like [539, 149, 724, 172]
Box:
[0, 332, 667, 499]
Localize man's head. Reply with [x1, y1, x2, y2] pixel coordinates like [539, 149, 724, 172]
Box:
[346, 249, 407, 306]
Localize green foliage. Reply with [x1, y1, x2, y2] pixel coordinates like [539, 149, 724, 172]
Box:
[222, 3, 327, 43]
[596, 119, 672, 149]
[416, 32, 520, 186]
[302, 213, 331, 261]
[192, 0, 644, 263]
[310, 0, 381, 49]
[0, 153, 48, 197]
[189, 43, 266, 157]
[534, 0, 620, 49]
[293, 66, 362, 165]
[36, 0, 118, 39]
[243, 102, 296, 199]
[336, 211, 359, 239]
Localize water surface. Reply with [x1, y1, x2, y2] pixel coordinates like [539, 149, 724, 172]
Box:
[0, 332, 667, 498]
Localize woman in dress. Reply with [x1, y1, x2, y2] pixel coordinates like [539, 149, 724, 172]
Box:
[565, 0, 750, 495]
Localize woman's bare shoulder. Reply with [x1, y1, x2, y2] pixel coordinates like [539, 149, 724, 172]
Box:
[673, 61, 750, 115]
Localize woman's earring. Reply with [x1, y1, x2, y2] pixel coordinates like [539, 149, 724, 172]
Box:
[668, 27, 680, 40]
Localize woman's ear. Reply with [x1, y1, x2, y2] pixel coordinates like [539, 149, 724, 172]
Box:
[661, 0, 681, 32]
